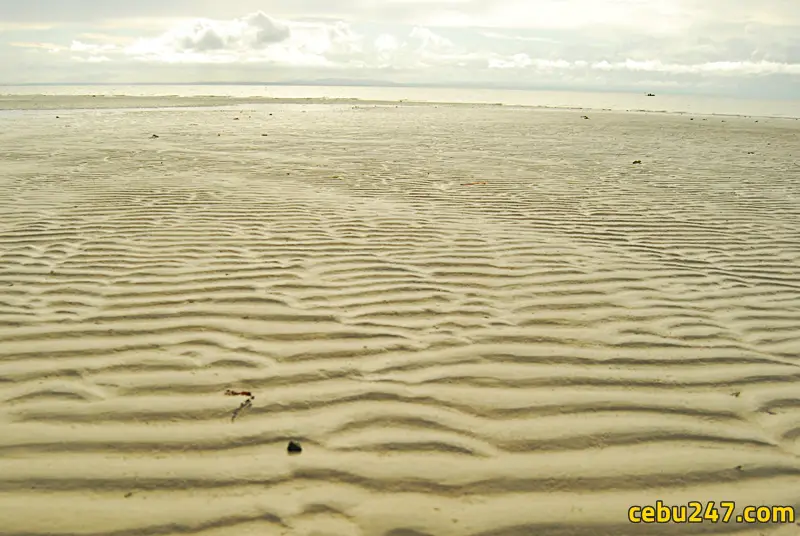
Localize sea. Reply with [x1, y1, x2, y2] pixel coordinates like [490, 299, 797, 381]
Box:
[1, 84, 799, 119]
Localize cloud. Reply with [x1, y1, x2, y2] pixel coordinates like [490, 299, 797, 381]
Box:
[57, 13, 472, 70]
[126, 12, 291, 56]
[70, 40, 116, 53]
[409, 26, 455, 53]
[486, 57, 800, 76]
[591, 59, 800, 75]
[9, 41, 65, 52]
[246, 11, 292, 45]
[488, 53, 532, 69]
[1, 0, 800, 36]
[115, 12, 351, 65]
[114, 12, 366, 67]
[480, 31, 560, 44]
[76, 33, 136, 45]
[71, 55, 111, 63]
[2, 3, 800, 98]
[179, 24, 226, 52]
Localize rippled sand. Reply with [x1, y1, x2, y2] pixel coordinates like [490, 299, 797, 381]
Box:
[1, 98, 799, 536]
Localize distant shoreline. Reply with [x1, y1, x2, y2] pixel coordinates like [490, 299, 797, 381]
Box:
[0, 94, 797, 120]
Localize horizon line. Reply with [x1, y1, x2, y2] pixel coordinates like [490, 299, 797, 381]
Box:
[0, 80, 714, 97]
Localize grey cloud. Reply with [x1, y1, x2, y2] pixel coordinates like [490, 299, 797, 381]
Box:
[180, 26, 225, 51]
[160, 12, 291, 54]
[245, 11, 291, 44]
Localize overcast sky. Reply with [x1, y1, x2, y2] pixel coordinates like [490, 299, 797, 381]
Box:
[1, 0, 799, 97]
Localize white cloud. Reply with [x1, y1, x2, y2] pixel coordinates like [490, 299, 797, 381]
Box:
[375, 34, 400, 53]
[2, 3, 800, 98]
[488, 53, 532, 69]
[71, 55, 112, 63]
[587, 59, 800, 75]
[124, 12, 291, 57]
[9, 41, 66, 52]
[2, 0, 800, 33]
[291, 20, 362, 59]
[480, 31, 560, 44]
[414, 0, 690, 32]
[24, 9, 800, 81]
[70, 40, 116, 53]
[483, 56, 800, 76]
[116, 12, 357, 66]
[409, 26, 455, 53]
[86, 15, 475, 71]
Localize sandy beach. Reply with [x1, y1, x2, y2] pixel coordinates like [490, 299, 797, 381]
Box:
[0, 97, 799, 536]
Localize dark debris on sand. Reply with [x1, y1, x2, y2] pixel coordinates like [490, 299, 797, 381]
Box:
[226, 389, 255, 422]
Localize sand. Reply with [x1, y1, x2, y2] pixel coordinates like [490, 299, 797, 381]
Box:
[0, 97, 799, 536]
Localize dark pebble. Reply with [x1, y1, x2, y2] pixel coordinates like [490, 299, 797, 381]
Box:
[287, 441, 302, 454]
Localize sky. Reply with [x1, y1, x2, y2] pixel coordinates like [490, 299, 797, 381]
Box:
[1, 0, 799, 98]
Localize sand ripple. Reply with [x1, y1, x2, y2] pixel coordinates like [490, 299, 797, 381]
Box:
[1, 102, 799, 535]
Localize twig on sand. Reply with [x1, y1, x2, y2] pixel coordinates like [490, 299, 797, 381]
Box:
[226, 390, 255, 422]
[225, 389, 253, 397]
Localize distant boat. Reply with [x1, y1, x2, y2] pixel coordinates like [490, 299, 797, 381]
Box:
[646, 93, 656, 96]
